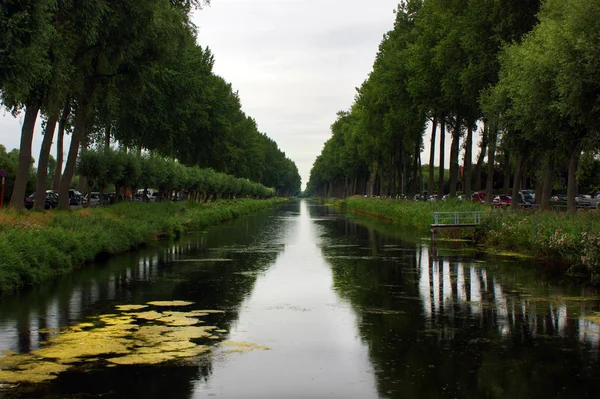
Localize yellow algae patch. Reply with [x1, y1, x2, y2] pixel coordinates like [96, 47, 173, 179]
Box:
[163, 310, 209, 318]
[157, 315, 200, 327]
[99, 316, 135, 325]
[35, 336, 130, 360]
[115, 304, 149, 311]
[75, 322, 95, 328]
[171, 346, 210, 358]
[125, 310, 163, 320]
[192, 310, 225, 314]
[0, 361, 69, 384]
[157, 341, 197, 352]
[164, 326, 215, 340]
[147, 301, 194, 307]
[220, 341, 270, 352]
[135, 325, 172, 336]
[0, 354, 35, 368]
[107, 353, 175, 366]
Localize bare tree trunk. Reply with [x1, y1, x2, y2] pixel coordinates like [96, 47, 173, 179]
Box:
[566, 149, 579, 213]
[438, 118, 446, 198]
[77, 139, 87, 195]
[105, 125, 111, 148]
[485, 122, 498, 204]
[541, 159, 554, 210]
[367, 162, 378, 197]
[449, 113, 461, 198]
[464, 120, 473, 199]
[10, 103, 40, 210]
[59, 86, 95, 209]
[428, 117, 437, 196]
[34, 112, 59, 211]
[53, 102, 70, 190]
[411, 141, 419, 197]
[503, 155, 511, 194]
[474, 122, 488, 191]
[510, 155, 524, 210]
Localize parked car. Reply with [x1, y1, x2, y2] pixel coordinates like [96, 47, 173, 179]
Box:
[68, 189, 83, 206]
[589, 194, 600, 209]
[492, 194, 512, 209]
[575, 194, 592, 208]
[471, 191, 486, 203]
[86, 192, 101, 207]
[148, 191, 159, 202]
[519, 190, 535, 205]
[24, 190, 59, 210]
[550, 194, 567, 202]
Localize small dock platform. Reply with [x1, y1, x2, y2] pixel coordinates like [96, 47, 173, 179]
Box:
[430, 211, 482, 240]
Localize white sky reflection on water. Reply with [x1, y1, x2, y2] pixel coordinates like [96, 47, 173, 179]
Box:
[193, 200, 378, 398]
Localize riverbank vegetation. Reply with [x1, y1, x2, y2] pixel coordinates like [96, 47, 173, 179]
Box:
[1, 0, 301, 210]
[307, 0, 599, 213]
[0, 198, 287, 293]
[331, 197, 600, 278]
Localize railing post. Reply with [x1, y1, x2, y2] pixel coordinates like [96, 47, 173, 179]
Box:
[454, 211, 458, 225]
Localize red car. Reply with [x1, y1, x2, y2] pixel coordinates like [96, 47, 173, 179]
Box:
[471, 191, 486, 203]
[492, 194, 512, 208]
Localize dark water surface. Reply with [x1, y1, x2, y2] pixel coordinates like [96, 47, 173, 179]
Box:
[0, 200, 599, 398]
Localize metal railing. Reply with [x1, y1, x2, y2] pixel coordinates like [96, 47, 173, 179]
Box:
[432, 211, 482, 225]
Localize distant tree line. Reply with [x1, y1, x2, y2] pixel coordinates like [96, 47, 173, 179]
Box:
[307, 0, 600, 212]
[78, 148, 276, 202]
[1, 0, 301, 210]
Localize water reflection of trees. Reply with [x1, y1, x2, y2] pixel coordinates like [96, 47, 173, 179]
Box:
[0, 203, 297, 397]
[319, 213, 600, 399]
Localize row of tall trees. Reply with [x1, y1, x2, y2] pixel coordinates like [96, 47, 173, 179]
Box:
[308, 0, 599, 211]
[1, 0, 301, 210]
[78, 148, 276, 202]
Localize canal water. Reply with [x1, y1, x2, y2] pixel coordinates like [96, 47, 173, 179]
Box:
[0, 200, 599, 398]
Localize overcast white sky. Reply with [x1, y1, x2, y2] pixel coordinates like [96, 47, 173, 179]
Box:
[0, 0, 476, 190]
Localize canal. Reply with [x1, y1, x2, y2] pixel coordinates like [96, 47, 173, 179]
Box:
[0, 200, 599, 398]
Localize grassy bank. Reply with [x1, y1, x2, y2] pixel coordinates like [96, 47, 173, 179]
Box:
[0, 198, 288, 293]
[331, 196, 482, 231]
[329, 197, 600, 277]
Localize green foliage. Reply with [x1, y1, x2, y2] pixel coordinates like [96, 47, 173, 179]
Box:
[339, 196, 483, 232]
[77, 148, 276, 199]
[0, 198, 288, 293]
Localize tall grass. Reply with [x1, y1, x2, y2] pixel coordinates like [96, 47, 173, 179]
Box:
[477, 210, 600, 276]
[336, 196, 484, 231]
[0, 199, 288, 293]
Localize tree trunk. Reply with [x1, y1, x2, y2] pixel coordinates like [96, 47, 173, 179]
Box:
[411, 141, 419, 197]
[10, 103, 40, 210]
[510, 155, 524, 210]
[567, 149, 579, 213]
[474, 122, 488, 191]
[541, 159, 554, 210]
[367, 162, 378, 197]
[428, 117, 437, 196]
[105, 125, 111, 148]
[438, 118, 446, 198]
[34, 112, 59, 211]
[485, 122, 498, 204]
[77, 139, 88, 196]
[53, 102, 70, 190]
[58, 86, 95, 209]
[448, 113, 461, 198]
[464, 120, 473, 199]
[503, 155, 511, 194]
